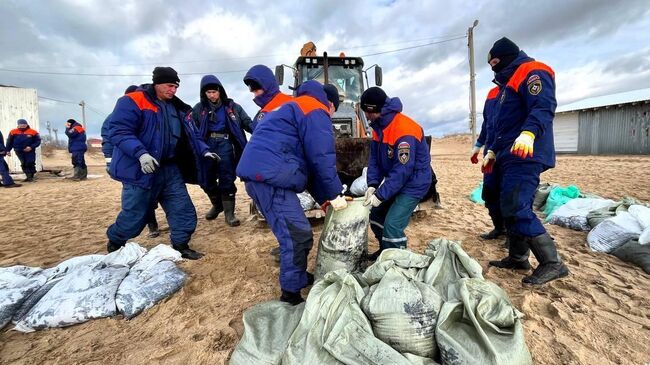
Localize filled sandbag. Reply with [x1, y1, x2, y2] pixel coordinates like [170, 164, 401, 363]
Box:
[587, 212, 642, 253]
[350, 167, 368, 197]
[419, 238, 483, 300]
[469, 183, 484, 204]
[542, 185, 580, 216]
[533, 182, 556, 210]
[546, 198, 615, 231]
[361, 253, 444, 358]
[436, 278, 533, 365]
[297, 191, 319, 211]
[611, 239, 650, 274]
[314, 199, 369, 281]
[587, 197, 645, 228]
[115, 245, 186, 319]
[0, 266, 48, 329]
[628, 205, 650, 245]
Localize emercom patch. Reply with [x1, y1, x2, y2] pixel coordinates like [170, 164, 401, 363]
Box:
[528, 80, 542, 95]
[397, 141, 410, 165]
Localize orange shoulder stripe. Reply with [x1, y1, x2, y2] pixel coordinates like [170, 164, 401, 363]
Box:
[261, 93, 293, 113]
[9, 129, 21, 135]
[24, 128, 39, 136]
[506, 61, 555, 92]
[127, 91, 158, 113]
[73, 125, 85, 133]
[487, 86, 500, 100]
[372, 129, 379, 142]
[382, 113, 423, 145]
[293, 95, 329, 115]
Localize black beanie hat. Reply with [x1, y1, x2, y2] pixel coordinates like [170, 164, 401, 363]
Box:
[202, 83, 221, 93]
[152, 67, 180, 85]
[360, 87, 387, 113]
[323, 84, 340, 111]
[124, 85, 138, 94]
[66, 118, 76, 125]
[488, 37, 520, 72]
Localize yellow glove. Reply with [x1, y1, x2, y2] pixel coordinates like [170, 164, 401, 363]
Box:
[510, 131, 535, 159]
[329, 195, 348, 211]
[481, 150, 496, 174]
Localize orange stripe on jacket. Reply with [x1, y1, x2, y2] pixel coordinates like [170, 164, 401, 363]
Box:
[506, 61, 555, 92]
[487, 86, 500, 100]
[372, 113, 423, 145]
[292, 95, 329, 115]
[126, 91, 158, 113]
[261, 93, 293, 113]
[9, 128, 38, 136]
[73, 125, 85, 133]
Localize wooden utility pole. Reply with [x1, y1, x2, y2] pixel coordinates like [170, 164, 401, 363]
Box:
[468, 19, 479, 146]
[79, 100, 86, 127]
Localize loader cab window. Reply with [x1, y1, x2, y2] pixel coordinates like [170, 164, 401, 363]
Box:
[301, 65, 363, 103]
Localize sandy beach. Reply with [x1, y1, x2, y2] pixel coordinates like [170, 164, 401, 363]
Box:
[0, 138, 649, 365]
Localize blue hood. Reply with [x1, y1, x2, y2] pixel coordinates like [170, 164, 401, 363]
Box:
[296, 80, 329, 108]
[200, 74, 228, 102]
[374, 97, 403, 128]
[495, 51, 534, 86]
[244, 65, 280, 107]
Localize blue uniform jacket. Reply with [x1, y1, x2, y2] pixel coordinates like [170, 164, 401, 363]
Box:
[367, 97, 432, 201]
[0, 131, 8, 155]
[487, 52, 557, 168]
[476, 86, 500, 150]
[108, 84, 209, 189]
[65, 121, 88, 153]
[191, 75, 253, 164]
[236, 80, 343, 204]
[6, 126, 41, 153]
[101, 113, 114, 158]
[243, 65, 293, 130]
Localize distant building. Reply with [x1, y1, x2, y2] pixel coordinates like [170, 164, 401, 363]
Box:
[0, 85, 43, 172]
[554, 89, 650, 154]
[88, 138, 102, 148]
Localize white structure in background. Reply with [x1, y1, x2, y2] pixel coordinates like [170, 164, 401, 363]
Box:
[0, 85, 42, 172]
[554, 88, 650, 154]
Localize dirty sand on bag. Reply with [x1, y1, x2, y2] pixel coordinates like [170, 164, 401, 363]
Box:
[0, 140, 649, 365]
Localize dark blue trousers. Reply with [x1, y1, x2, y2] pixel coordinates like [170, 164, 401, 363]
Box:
[0, 157, 14, 185]
[71, 152, 86, 168]
[245, 181, 312, 292]
[107, 164, 197, 247]
[482, 169, 504, 231]
[15, 151, 36, 175]
[203, 137, 237, 198]
[370, 193, 420, 250]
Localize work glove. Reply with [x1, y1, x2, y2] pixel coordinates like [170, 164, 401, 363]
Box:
[203, 151, 221, 161]
[481, 150, 496, 174]
[470, 146, 481, 164]
[364, 194, 382, 208]
[510, 131, 535, 159]
[23, 146, 32, 152]
[330, 195, 348, 211]
[364, 187, 376, 205]
[138, 153, 159, 174]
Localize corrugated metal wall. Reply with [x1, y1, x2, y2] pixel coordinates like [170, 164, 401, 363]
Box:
[578, 102, 650, 154]
[0, 86, 42, 172]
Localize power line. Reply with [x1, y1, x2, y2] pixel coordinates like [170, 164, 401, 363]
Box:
[359, 35, 467, 57]
[38, 95, 77, 104]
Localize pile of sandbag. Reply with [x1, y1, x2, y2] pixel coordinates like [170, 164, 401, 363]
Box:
[230, 239, 533, 365]
[587, 205, 650, 252]
[546, 198, 615, 231]
[0, 243, 186, 332]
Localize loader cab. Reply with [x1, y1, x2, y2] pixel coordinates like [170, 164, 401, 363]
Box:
[275, 54, 382, 139]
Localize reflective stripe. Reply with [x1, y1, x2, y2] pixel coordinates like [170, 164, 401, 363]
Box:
[370, 220, 384, 229]
[382, 236, 407, 243]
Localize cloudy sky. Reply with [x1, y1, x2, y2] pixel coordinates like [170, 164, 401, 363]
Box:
[1, 0, 649, 138]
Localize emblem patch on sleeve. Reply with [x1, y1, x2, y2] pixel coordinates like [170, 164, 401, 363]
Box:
[387, 146, 394, 159]
[397, 141, 410, 165]
[528, 80, 542, 95]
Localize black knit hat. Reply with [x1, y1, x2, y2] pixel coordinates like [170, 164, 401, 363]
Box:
[323, 84, 340, 111]
[360, 87, 387, 113]
[66, 118, 76, 124]
[152, 67, 180, 85]
[124, 85, 138, 94]
[202, 83, 220, 93]
[488, 37, 520, 72]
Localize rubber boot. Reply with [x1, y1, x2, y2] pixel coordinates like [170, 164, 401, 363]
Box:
[280, 290, 304, 305]
[70, 167, 81, 181]
[480, 228, 506, 240]
[23, 172, 34, 182]
[205, 194, 223, 220]
[222, 193, 240, 227]
[489, 232, 531, 270]
[173, 244, 204, 260]
[523, 233, 570, 285]
[147, 221, 160, 238]
[79, 167, 88, 180]
[433, 192, 443, 209]
[3, 183, 22, 188]
[107, 240, 123, 253]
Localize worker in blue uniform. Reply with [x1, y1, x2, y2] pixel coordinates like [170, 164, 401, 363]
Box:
[6, 119, 41, 182]
[106, 67, 218, 260]
[361, 87, 432, 260]
[65, 118, 88, 181]
[471, 86, 507, 241]
[237, 81, 348, 305]
[0, 130, 20, 188]
[483, 37, 569, 285]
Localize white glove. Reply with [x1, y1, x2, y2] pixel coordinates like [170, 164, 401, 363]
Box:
[204, 151, 221, 161]
[366, 194, 382, 207]
[364, 187, 376, 205]
[138, 153, 159, 174]
[330, 195, 348, 211]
